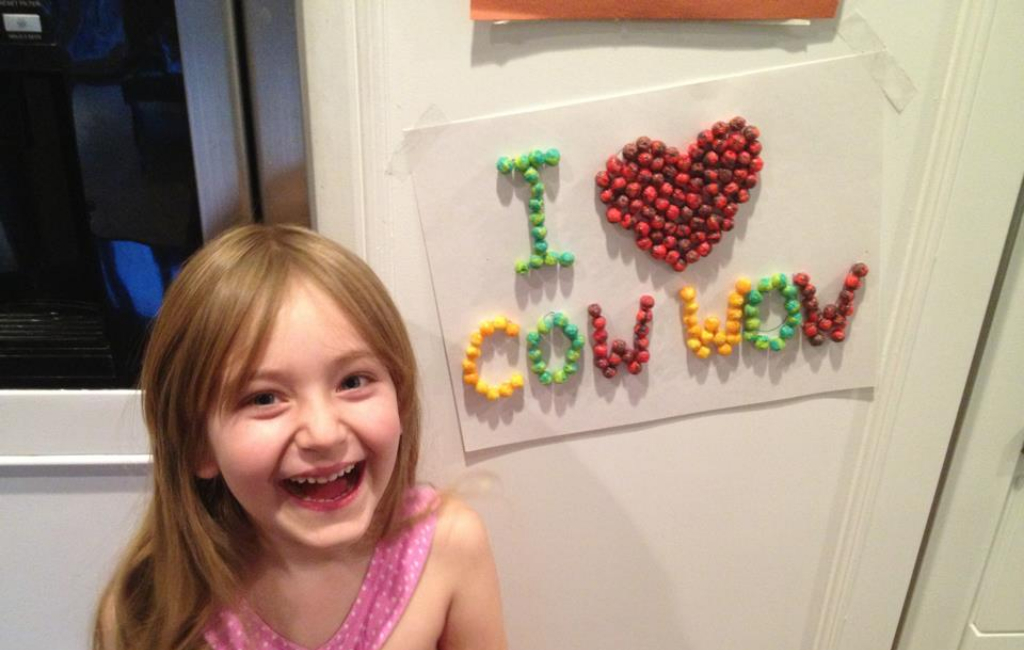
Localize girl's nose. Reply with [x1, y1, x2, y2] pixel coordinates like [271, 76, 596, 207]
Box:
[294, 395, 348, 450]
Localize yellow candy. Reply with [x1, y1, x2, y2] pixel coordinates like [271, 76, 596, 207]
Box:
[704, 316, 720, 332]
[470, 332, 483, 346]
[480, 320, 495, 335]
[679, 286, 697, 302]
[466, 345, 480, 359]
[464, 373, 478, 385]
[687, 325, 703, 338]
[713, 332, 727, 346]
[727, 308, 743, 320]
[505, 322, 520, 336]
[685, 302, 700, 315]
[687, 338, 702, 351]
[728, 293, 745, 307]
[486, 387, 500, 401]
[726, 334, 741, 345]
[684, 315, 699, 327]
[462, 359, 476, 372]
[700, 330, 713, 345]
[510, 373, 524, 388]
[697, 346, 712, 359]
[726, 321, 741, 334]
[735, 277, 752, 294]
[493, 316, 508, 330]
[475, 380, 489, 394]
[718, 344, 733, 356]
[498, 383, 514, 397]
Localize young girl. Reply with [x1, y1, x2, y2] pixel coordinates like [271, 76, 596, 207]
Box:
[95, 224, 508, 650]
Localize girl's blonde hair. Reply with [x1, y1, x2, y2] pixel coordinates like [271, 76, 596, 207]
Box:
[94, 224, 421, 650]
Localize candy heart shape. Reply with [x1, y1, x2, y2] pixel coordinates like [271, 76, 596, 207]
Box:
[596, 116, 764, 273]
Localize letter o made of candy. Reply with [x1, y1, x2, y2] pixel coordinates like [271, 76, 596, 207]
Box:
[741, 273, 802, 351]
[526, 311, 586, 385]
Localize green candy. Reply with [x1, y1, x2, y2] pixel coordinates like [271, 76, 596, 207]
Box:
[563, 323, 578, 338]
[769, 338, 785, 351]
[785, 315, 801, 326]
[758, 277, 773, 292]
[772, 273, 787, 288]
[544, 149, 560, 165]
[528, 348, 543, 361]
[544, 253, 557, 266]
[531, 226, 547, 240]
[782, 285, 799, 299]
[558, 251, 575, 266]
[533, 240, 549, 254]
[747, 290, 763, 305]
[531, 183, 545, 198]
[532, 361, 547, 374]
[566, 349, 580, 362]
[779, 325, 795, 340]
[744, 331, 757, 342]
[515, 155, 530, 171]
[743, 304, 759, 318]
[564, 362, 578, 375]
[552, 369, 566, 384]
[529, 212, 545, 226]
[539, 371, 553, 385]
[526, 332, 541, 345]
[755, 337, 771, 350]
[784, 300, 802, 315]
[523, 167, 540, 184]
[571, 336, 586, 350]
[529, 255, 544, 268]
[537, 317, 551, 334]
[496, 157, 514, 174]
[529, 149, 546, 167]
[515, 260, 530, 274]
[553, 312, 568, 327]
[745, 318, 761, 330]
[529, 198, 544, 212]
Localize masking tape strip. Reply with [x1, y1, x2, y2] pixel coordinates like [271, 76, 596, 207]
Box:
[838, 11, 917, 112]
[387, 105, 451, 176]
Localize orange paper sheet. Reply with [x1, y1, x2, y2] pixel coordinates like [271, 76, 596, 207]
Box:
[472, 0, 839, 21]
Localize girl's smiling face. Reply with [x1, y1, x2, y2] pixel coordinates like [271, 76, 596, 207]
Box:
[200, 277, 402, 557]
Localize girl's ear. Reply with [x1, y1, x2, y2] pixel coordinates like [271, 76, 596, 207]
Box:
[195, 445, 220, 479]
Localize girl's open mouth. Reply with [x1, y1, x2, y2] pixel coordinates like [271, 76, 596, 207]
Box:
[281, 461, 365, 504]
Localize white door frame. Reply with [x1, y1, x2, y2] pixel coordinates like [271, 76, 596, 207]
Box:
[813, 0, 1024, 648]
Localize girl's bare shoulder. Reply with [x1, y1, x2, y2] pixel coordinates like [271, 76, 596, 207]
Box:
[430, 496, 493, 563]
[426, 496, 508, 650]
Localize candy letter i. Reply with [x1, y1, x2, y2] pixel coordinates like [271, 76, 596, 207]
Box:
[496, 149, 576, 275]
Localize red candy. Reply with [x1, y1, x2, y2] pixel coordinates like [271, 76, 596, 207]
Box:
[796, 263, 869, 346]
[590, 296, 655, 378]
[596, 118, 763, 273]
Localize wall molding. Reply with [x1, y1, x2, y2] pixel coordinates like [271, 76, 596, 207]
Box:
[812, 1, 1007, 648]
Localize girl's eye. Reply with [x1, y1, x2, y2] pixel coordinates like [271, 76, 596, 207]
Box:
[339, 374, 369, 391]
[249, 392, 278, 407]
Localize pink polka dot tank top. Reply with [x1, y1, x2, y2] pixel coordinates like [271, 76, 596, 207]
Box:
[204, 487, 439, 650]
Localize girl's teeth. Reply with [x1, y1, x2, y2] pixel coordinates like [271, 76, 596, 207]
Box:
[290, 465, 355, 484]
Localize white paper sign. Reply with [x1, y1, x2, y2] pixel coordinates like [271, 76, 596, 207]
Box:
[412, 55, 881, 452]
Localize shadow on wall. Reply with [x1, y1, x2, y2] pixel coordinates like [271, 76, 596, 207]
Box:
[464, 438, 692, 650]
[470, 17, 841, 66]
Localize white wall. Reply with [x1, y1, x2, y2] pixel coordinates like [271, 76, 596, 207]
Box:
[298, 1, 973, 649]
